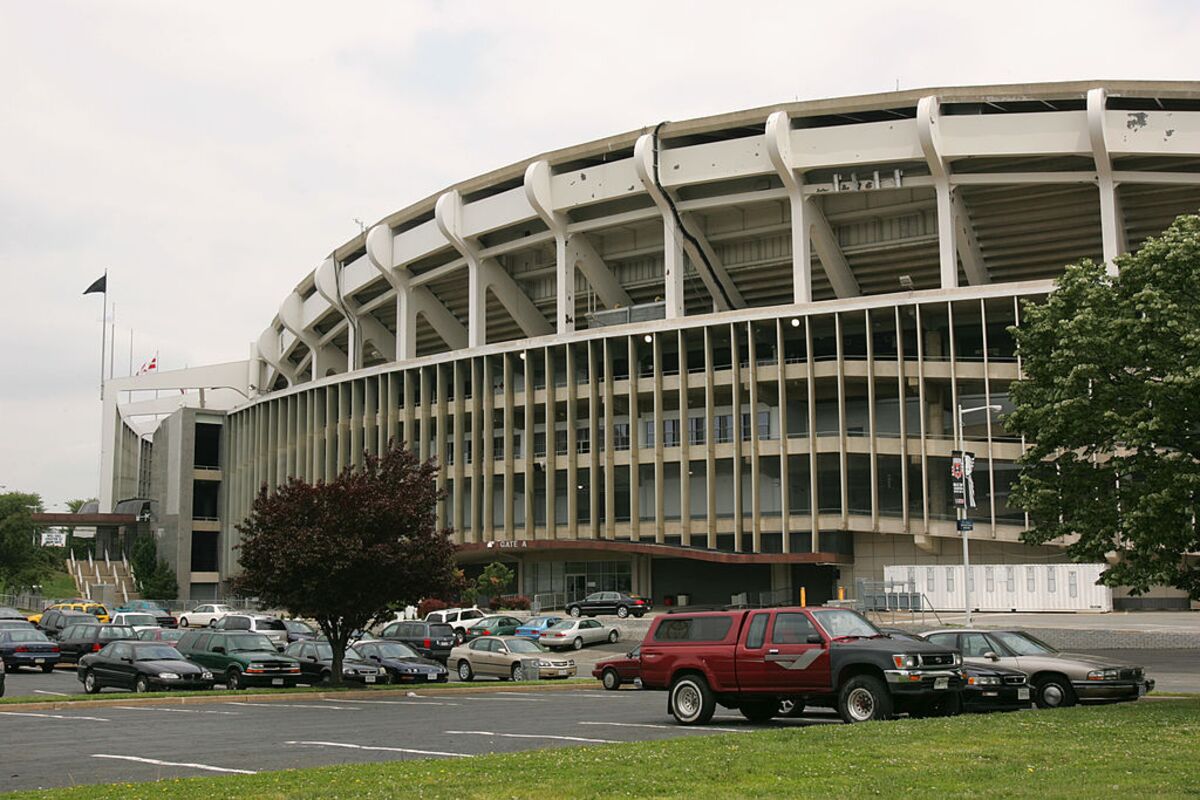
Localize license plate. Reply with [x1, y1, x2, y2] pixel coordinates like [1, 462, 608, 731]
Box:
[1018, 688, 1030, 700]
[271, 678, 284, 686]
[365, 675, 376, 683]
[34, 658, 44, 664]
[934, 677, 949, 690]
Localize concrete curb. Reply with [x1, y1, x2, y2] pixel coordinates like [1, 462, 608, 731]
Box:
[0, 678, 598, 713]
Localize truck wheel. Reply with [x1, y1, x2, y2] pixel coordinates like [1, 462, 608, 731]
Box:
[1034, 675, 1076, 709]
[669, 675, 716, 725]
[601, 668, 621, 691]
[226, 668, 244, 691]
[837, 674, 892, 723]
[740, 701, 777, 723]
[777, 699, 806, 718]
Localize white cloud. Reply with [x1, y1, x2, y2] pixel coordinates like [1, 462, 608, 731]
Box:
[0, 0, 1196, 509]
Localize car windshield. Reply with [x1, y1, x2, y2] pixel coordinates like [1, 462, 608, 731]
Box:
[506, 639, 545, 654]
[123, 614, 157, 626]
[547, 620, 575, 631]
[135, 645, 184, 661]
[992, 631, 1057, 656]
[4, 630, 48, 642]
[229, 634, 276, 652]
[376, 642, 419, 659]
[810, 609, 881, 639]
[285, 620, 315, 634]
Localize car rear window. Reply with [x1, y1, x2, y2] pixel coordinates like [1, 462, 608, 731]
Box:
[257, 618, 288, 631]
[654, 616, 734, 642]
[429, 624, 454, 638]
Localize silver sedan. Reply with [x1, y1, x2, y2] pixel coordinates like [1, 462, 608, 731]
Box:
[539, 618, 619, 651]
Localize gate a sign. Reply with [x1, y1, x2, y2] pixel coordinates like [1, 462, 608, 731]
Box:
[951, 450, 977, 509]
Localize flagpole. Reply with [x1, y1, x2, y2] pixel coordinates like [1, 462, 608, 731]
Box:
[109, 302, 116, 381]
[99, 271, 108, 400]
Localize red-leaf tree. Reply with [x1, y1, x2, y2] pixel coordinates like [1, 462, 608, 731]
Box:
[233, 444, 456, 685]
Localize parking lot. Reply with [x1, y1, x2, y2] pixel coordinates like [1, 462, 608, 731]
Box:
[0, 685, 844, 792]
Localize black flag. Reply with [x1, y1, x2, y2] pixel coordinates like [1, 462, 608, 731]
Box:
[83, 274, 107, 295]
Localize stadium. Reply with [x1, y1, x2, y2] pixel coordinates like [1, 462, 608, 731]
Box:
[95, 80, 1200, 609]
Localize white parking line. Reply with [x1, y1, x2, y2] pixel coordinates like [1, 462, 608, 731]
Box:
[286, 740, 472, 758]
[446, 729, 619, 744]
[579, 720, 746, 733]
[453, 694, 548, 702]
[33, 690, 71, 697]
[91, 754, 256, 775]
[226, 702, 357, 710]
[112, 706, 239, 716]
[0, 711, 110, 722]
[321, 698, 460, 707]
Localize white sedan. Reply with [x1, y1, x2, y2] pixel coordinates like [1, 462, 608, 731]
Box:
[539, 619, 619, 651]
[178, 604, 235, 628]
[108, 612, 161, 633]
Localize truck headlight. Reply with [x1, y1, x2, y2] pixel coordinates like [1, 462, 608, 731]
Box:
[1087, 669, 1120, 681]
[158, 672, 181, 680]
[968, 676, 1000, 686]
[892, 654, 919, 669]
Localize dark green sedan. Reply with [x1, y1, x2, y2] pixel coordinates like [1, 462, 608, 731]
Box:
[460, 615, 523, 643]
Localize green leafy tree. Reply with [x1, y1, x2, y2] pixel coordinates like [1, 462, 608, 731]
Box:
[475, 562, 514, 604]
[63, 498, 97, 557]
[233, 444, 457, 685]
[130, 535, 178, 601]
[1008, 214, 1200, 599]
[0, 491, 48, 593]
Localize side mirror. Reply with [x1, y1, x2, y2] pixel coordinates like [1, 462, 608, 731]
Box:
[984, 651, 999, 661]
[307, 655, 317, 661]
[807, 634, 825, 645]
[121, 656, 133, 663]
[212, 646, 226, 654]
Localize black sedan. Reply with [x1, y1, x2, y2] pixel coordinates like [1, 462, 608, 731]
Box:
[283, 640, 386, 685]
[565, 592, 651, 619]
[284, 619, 318, 643]
[0, 619, 35, 631]
[0, 629, 61, 671]
[0, 606, 27, 620]
[351, 640, 449, 684]
[78, 641, 214, 694]
[958, 663, 1032, 712]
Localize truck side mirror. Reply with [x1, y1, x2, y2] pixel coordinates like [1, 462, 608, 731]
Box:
[807, 634, 825, 645]
[212, 646, 226, 654]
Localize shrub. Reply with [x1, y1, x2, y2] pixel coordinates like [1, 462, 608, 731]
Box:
[506, 594, 531, 611]
[418, 598, 448, 618]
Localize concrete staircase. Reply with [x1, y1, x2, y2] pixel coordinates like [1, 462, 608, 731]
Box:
[66, 552, 139, 606]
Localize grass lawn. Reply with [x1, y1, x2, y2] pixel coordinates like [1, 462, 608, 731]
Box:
[30, 571, 78, 603]
[6, 698, 1198, 799]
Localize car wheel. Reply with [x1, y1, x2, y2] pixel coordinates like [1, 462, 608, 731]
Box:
[569, 606, 581, 618]
[320, 670, 332, 686]
[40, 663, 54, 673]
[511, 663, 524, 682]
[573, 637, 584, 651]
[179, 617, 189, 628]
[837, 674, 893, 723]
[82, 670, 100, 695]
[669, 674, 716, 725]
[740, 700, 777, 723]
[1034, 675, 1076, 709]
[777, 699, 807, 717]
[617, 606, 629, 619]
[608, 630, 619, 643]
[457, 660, 474, 682]
[135, 676, 151, 694]
[226, 668, 243, 691]
[454, 629, 465, 645]
[601, 668, 621, 691]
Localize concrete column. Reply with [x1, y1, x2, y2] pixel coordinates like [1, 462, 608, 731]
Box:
[652, 334, 665, 542]
[730, 324, 743, 551]
[703, 327, 717, 549]
[602, 339, 616, 540]
[628, 336, 640, 541]
[747, 323, 762, 553]
[1087, 88, 1127, 275]
[566, 345, 579, 539]
[503, 353, 515, 541]
[776, 319, 791, 553]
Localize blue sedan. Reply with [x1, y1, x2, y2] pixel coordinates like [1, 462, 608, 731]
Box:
[514, 616, 564, 640]
[0, 629, 61, 672]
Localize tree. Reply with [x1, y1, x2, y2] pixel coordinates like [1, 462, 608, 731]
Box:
[0, 491, 48, 593]
[233, 444, 457, 685]
[473, 562, 514, 605]
[1007, 214, 1200, 600]
[130, 535, 178, 601]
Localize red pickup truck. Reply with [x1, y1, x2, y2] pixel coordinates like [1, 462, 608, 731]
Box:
[640, 606, 964, 724]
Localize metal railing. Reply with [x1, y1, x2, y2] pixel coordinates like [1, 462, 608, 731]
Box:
[855, 579, 944, 628]
[531, 592, 567, 614]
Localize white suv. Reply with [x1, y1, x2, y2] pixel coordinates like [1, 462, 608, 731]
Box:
[210, 614, 290, 649]
[426, 607, 487, 643]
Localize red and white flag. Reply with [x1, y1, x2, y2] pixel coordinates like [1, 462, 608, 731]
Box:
[137, 354, 158, 375]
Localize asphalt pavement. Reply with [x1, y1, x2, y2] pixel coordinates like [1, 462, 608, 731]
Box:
[0, 686, 842, 792]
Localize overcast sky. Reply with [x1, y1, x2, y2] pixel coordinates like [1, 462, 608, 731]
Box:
[1, 0, 1197, 511]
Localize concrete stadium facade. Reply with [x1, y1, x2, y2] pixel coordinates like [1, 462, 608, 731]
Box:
[99, 81, 1200, 608]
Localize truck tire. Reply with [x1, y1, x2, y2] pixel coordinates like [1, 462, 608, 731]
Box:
[739, 700, 777, 723]
[1034, 675, 1076, 709]
[912, 692, 961, 718]
[777, 699, 806, 718]
[669, 674, 716, 725]
[837, 674, 892, 723]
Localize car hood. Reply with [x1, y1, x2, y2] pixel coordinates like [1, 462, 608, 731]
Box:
[136, 659, 206, 674]
[962, 662, 1026, 678]
[1055, 652, 1136, 669]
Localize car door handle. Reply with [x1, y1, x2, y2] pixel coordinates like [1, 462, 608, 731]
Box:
[768, 649, 779, 655]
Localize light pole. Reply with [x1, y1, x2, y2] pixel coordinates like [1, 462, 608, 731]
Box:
[957, 403, 1000, 627]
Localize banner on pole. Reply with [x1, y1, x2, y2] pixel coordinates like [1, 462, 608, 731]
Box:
[41, 531, 67, 547]
[951, 450, 977, 509]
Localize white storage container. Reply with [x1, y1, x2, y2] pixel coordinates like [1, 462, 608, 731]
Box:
[883, 563, 1112, 613]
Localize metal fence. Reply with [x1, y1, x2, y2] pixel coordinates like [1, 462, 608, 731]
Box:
[854, 579, 943, 627]
[532, 593, 567, 614]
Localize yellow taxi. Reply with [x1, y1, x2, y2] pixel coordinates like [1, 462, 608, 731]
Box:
[27, 601, 110, 625]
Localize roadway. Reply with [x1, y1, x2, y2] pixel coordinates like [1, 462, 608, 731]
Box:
[0, 686, 841, 792]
